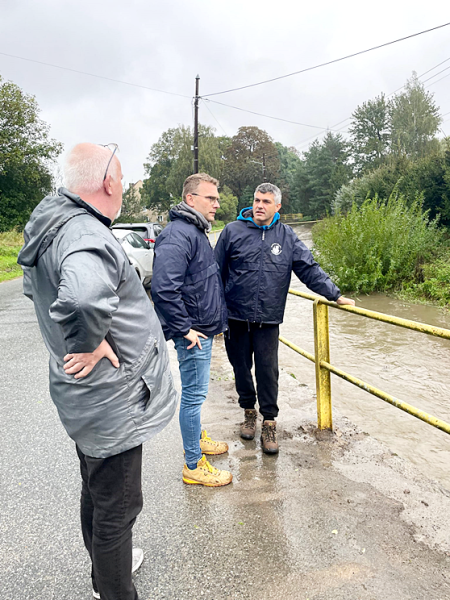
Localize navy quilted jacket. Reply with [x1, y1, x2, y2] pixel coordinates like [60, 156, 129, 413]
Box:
[214, 208, 341, 324]
[152, 209, 228, 340]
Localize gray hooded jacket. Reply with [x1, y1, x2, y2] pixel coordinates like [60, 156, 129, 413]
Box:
[18, 188, 178, 458]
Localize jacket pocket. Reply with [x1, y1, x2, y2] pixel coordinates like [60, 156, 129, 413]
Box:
[196, 267, 222, 325]
[139, 344, 172, 418]
[105, 331, 122, 362]
[125, 332, 158, 379]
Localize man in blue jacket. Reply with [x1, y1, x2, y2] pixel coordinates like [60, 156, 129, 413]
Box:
[152, 173, 232, 487]
[215, 183, 354, 454]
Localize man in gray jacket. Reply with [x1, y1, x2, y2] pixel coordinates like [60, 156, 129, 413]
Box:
[17, 143, 178, 600]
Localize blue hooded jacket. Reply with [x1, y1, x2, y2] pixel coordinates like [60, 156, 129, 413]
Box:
[152, 205, 228, 340]
[214, 207, 341, 324]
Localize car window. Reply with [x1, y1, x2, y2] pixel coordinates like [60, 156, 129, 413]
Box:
[127, 232, 149, 249]
[113, 225, 146, 233]
[153, 226, 162, 237]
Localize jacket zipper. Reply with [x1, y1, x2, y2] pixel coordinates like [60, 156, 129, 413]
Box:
[253, 228, 266, 321]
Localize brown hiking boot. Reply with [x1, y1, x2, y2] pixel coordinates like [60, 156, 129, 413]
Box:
[240, 409, 257, 440]
[261, 420, 279, 454]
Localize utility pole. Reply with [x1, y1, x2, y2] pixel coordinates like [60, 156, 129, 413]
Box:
[193, 75, 200, 174]
[250, 154, 267, 183]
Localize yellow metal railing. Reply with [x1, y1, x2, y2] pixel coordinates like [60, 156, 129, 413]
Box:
[279, 214, 322, 226]
[280, 289, 450, 435]
[279, 213, 303, 222]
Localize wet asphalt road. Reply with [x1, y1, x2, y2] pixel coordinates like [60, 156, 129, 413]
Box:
[2, 277, 450, 600]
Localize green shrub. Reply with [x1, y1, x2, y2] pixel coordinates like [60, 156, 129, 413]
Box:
[312, 194, 442, 294]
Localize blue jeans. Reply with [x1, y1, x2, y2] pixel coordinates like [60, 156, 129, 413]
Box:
[173, 335, 213, 468]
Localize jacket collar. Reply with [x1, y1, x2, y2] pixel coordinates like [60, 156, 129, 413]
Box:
[61, 188, 112, 227]
[169, 201, 212, 233]
[237, 207, 280, 230]
[18, 188, 111, 268]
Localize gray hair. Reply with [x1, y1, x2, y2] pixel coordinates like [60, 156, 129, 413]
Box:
[64, 143, 120, 195]
[254, 183, 282, 204]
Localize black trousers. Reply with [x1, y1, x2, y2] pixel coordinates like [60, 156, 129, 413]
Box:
[77, 444, 143, 600]
[225, 319, 279, 421]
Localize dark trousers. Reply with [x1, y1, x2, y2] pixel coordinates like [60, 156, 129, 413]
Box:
[225, 319, 279, 421]
[77, 444, 143, 600]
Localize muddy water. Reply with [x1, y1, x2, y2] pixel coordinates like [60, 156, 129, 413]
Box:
[279, 224, 450, 490]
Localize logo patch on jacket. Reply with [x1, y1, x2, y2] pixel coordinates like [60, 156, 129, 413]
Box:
[271, 243, 282, 256]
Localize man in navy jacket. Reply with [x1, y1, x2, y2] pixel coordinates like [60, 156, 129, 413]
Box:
[152, 173, 232, 487]
[215, 183, 354, 454]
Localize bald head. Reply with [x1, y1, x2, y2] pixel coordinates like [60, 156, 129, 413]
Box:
[64, 143, 123, 221]
[64, 143, 120, 196]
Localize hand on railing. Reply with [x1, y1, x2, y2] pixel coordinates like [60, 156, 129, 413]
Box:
[336, 296, 355, 307]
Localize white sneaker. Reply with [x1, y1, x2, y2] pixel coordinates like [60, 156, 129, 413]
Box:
[131, 547, 144, 573]
[92, 548, 144, 599]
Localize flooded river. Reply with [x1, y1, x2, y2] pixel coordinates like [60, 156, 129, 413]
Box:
[280, 224, 450, 490]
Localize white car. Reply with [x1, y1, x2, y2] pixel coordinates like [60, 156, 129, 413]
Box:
[112, 229, 154, 288]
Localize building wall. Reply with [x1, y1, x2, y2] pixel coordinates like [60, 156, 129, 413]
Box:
[129, 180, 169, 224]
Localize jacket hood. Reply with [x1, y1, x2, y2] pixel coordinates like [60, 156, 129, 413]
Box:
[237, 207, 280, 230]
[169, 201, 212, 233]
[17, 188, 111, 268]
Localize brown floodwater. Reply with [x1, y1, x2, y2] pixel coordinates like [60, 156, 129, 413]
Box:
[279, 224, 450, 490]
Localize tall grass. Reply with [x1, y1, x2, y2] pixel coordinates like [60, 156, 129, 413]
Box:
[0, 230, 24, 282]
[312, 195, 442, 294]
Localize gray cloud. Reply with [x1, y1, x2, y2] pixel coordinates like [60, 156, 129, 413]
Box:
[1, 0, 449, 184]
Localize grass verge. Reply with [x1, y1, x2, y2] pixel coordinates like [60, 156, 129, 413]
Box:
[0, 231, 23, 283]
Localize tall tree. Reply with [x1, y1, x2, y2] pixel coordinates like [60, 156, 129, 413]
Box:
[0, 77, 62, 231]
[274, 142, 301, 211]
[141, 125, 229, 213]
[349, 93, 390, 174]
[215, 186, 238, 223]
[291, 160, 313, 216]
[295, 132, 352, 219]
[115, 183, 147, 223]
[389, 73, 441, 159]
[237, 185, 255, 213]
[222, 126, 280, 199]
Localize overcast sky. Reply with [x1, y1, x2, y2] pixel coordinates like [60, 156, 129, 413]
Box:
[1, 0, 449, 186]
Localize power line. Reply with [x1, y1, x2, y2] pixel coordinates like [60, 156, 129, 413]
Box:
[203, 22, 450, 97]
[201, 52, 450, 153]
[426, 71, 450, 87]
[421, 65, 450, 84]
[293, 57, 450, 151]
[414, 56, 450, 79]
[200, 99, 229, 137]
[0, 51, 191, 99]
[203, 98, 341, 131]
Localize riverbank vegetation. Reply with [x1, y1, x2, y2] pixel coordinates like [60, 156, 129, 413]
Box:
[312, 193, 443, 287]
